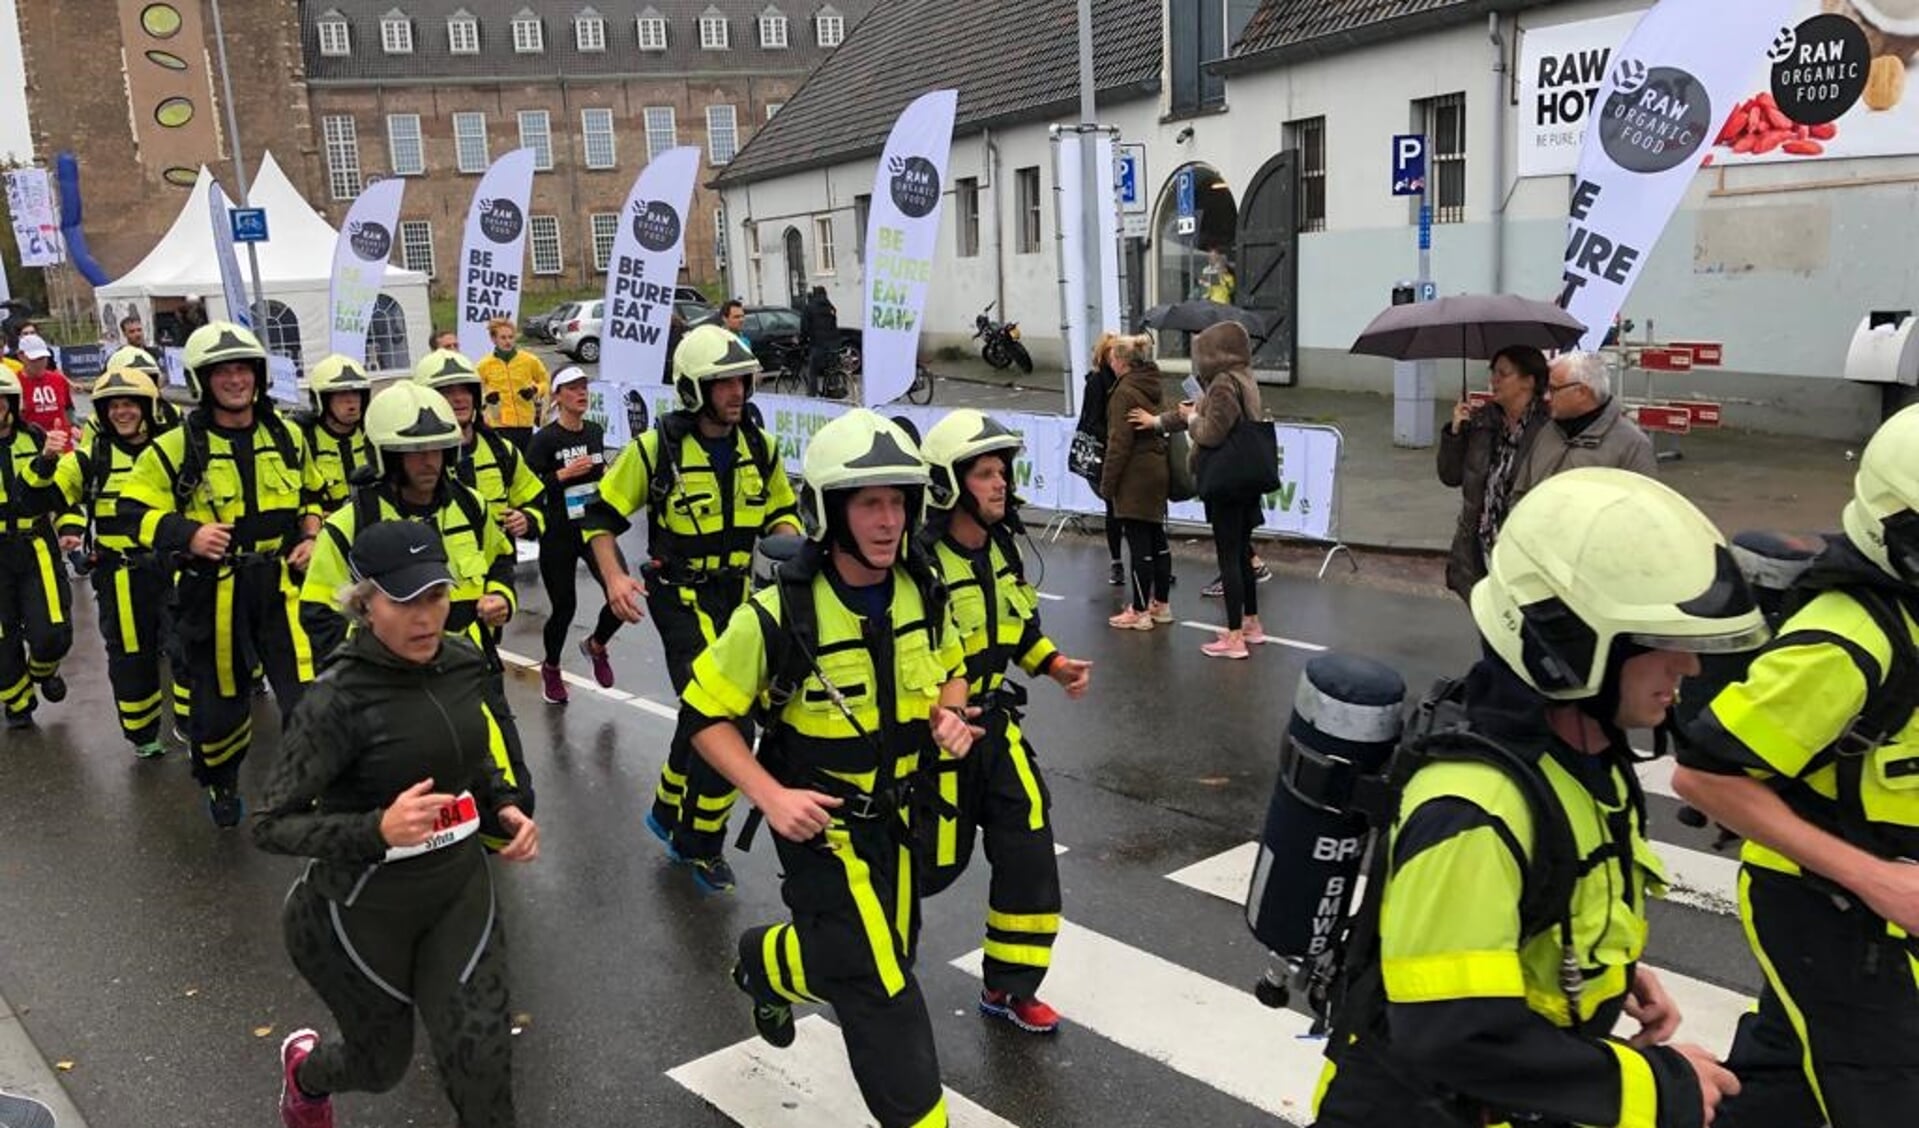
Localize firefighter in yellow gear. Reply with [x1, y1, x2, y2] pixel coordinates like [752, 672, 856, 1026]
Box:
[51, 367, 176, 756]
[118, 322, 324, 827]
[414, 349, 544, 542]
[296, 354, 377, 515]
[916, 409, 1092, 1034]
[0, 364, 73, 729]
[299, 381, 531, 842]
[682, 409, 980, 1128]
[1674, 403, 1919, 1128]
[584, 324, 799, 891]
[1311, 469, 1769, 1128]
[102, 344, 184, 430]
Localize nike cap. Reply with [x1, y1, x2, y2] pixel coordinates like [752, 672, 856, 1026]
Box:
[551, 365, 590, 391]
[348, 520, 454, 602]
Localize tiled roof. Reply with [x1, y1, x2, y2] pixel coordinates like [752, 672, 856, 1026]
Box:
[1222, 0, 1557, 72]
[302, 0, 874, 81]
[711, 0, 1162, 188]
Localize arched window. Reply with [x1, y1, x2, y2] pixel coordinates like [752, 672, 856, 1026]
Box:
[367, 294, 410, 371]
[263, 300, 303, 373]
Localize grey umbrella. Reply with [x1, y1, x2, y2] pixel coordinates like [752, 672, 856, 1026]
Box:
[1142, 300, 1269, 338]
[1351, 293, 1587, 398]
[1350, 294, 1586, 361]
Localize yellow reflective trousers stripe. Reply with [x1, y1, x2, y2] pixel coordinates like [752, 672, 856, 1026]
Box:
[1739, 867, 1832, 1120]
[827, 827, 907, 997]
[986, 910, 1060, 935]
[31, 539, 64, 626]
[214, 578, 236, 696]
[114, 566, 139, 653]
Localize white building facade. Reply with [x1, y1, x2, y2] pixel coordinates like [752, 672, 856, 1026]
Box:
[717, 0, 1919, 439]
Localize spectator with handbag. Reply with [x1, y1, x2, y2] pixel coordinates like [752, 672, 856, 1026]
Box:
[1070, 332, 1125, 585]
[1132, 322, 1270, 658]
[1100, 334, 1173, 630]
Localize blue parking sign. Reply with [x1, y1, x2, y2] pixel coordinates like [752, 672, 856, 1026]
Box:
[1175, 169, 1195, 219]
[1392, 135, 1427, 198]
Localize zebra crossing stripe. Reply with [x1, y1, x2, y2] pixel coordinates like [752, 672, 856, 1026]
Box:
[667, 1015, 1021, 1127]
[1162, 845, 1754, 1052]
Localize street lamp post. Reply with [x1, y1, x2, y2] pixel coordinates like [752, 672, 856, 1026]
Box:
[207, 0, 270, 338]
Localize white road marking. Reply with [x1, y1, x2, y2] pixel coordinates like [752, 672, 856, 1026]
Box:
[953, 919, 1325, 1121]
[668, 1015, 1021, 1128]
[1037, 592, 1064, 602]
[495, 647, 676, 719]
[1176, 621, 1327, 652]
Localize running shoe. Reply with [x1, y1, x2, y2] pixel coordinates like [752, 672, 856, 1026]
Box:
[38, 674, 65, 703]
[1202, 575, 1225, 598]
[539, 663, 568, 705]
[979, 989, 1061, 1034]
[1107, 561, 1124, 586]
[133, 741, 167, 760]
[644, 810, 681, 857]
[733, 962, 796, 1048]
[1242, 617, 1267, 645]
[1253, 559, 1274, 583]
[279, 1028, 334, 1128]
[1202, 634, 1250, 660]
[1148, 600, 1174, 624]
[206, 784, 245, 828]
[5, 709, 33, 731]
[1107, 608, 1153, 631]
[580, 638, 616, 688]
[689, 853, 738, 894]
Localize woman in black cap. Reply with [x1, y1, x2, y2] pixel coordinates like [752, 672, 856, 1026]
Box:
[252, 520, 538, 1128]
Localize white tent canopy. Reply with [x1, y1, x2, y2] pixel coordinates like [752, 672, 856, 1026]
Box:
[93, 152, 431, 377]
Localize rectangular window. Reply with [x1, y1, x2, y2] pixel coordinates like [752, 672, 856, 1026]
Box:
[1015, 166, 1040, 254]
[448, 16, 478, 54]
[512, 17, 543, 53]
[381, 17, 412, 54]
[518, 110, 553, 172]
[453, 112, 489, 174]
[590, 213, 619, 270]
[576, 15, 605, 51]
[645, 106, 677, 160]
[759, 14, 787, 48]
[318, 19, 350, 56]
[638, 15, 667, 50]
[853, 193, 870, 261]
[387, 113, 424, 177]
[816, 13, 843, 47]
[400, 219, 435, 277]
[1289, 116, 1326, 233]
[814, 215, 836, 275]
[581, 108, 615, 169]
[322, 115, 362, 201]
[706, 105, 738, 165]
[529, 214, 562, 275]
[1168, 2, 1226, 115]
[1422, 92, 1467, 224]
[715, 207, 728, 270]
[766, 101, 783, 120]
[956, 176, 980, 257]
[700, 14, 728, 49]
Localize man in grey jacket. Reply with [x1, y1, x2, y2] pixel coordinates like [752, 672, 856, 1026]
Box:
[1512, 350, 1657, 505]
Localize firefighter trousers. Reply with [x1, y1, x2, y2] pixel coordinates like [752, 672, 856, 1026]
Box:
[175, 560, 314, 788]
[647, 580, 751, 860]
[0, 532, 72, 719]
[93, 555, 173, 746]
[736, 817, 947, 1128]
[1717, 864, 1919, 1128]
[920, 712, 1061, 998]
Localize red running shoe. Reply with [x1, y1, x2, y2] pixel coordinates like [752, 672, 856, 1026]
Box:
[979, 989, 1061, 1034]
[580, 638, 616, 688]
[279, 1029, 333, 1128]
[540, 663, 569, 705]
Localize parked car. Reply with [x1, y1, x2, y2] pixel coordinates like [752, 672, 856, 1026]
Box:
[521, 301, 574, 343]
[673, 285, 708, 305]
[676, 299, 716, 326]
[554, 300, 606, 363]
[740, 305, 863, 375]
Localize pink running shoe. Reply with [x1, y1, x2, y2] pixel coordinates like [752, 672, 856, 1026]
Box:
[580, 638, 616, 688]
[279, 1029, 333, 1128]
[1202, 633, 1250, 660]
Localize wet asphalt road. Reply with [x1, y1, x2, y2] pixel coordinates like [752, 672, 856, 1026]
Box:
[0, 536, 1763, 1127]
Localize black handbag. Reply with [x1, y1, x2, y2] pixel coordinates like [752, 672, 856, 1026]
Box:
[1194, 382, 1280, 502]
[1068, 428, 1104, 484]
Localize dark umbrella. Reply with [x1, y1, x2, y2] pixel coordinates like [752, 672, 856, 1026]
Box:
[1142, 300, 1269, 338]
[1350, 293, 1586, 396]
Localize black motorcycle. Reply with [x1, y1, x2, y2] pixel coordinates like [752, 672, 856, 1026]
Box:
[973, 303, 1033, 374]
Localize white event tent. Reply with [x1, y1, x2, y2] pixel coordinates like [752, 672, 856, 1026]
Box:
[93, 152, 430, 377]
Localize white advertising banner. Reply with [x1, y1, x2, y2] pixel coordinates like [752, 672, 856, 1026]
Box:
[861, 89, 959, 408]
[750, 393, 1341, 542]
[1560, 0, 1800, 350]
[455, 148, 537, 362]
[328, 178, 406, 365]
[1524, 2, 1917, 176]
[599, 146, 701, 450]
[1052, 132, 1123, 418]
[208, 181, 252, 330]
[4, 169, 62, 267]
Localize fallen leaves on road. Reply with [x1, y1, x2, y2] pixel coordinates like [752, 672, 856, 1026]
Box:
[54, 1060, 74, 1072]
[252, 1025, 275, 1038]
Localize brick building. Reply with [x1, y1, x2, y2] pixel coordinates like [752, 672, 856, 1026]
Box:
[19, 0, 870, 300]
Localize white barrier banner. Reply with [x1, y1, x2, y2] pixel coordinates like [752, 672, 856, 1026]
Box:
[1560, 0, 1799, 350]
[455, 148, 537, 361]
[599, 147, 702, 450]
[1052, 132, 1122, 417]
[861, 90, 959, 408]
[752, 392, 1339, 541]
[328, 178, 406, 364]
